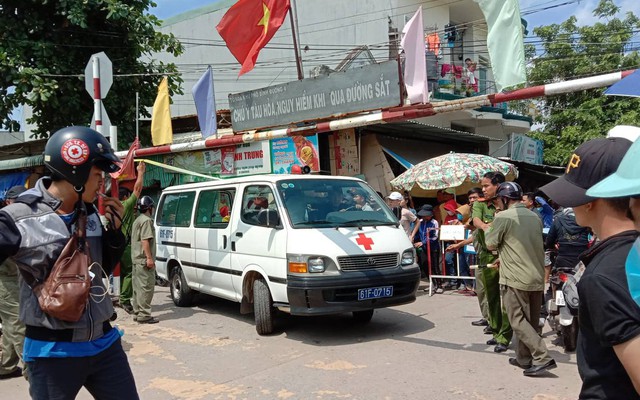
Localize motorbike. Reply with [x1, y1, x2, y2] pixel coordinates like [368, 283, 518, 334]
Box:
[546, 263, 579, 352]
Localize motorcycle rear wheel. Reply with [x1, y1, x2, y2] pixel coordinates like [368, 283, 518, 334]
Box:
[561, 320, 578, 352]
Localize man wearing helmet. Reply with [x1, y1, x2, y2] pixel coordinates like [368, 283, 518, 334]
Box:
[131, 196, 158, 324]
[485, 181, 556, 377]
[0, 127, 138, 398]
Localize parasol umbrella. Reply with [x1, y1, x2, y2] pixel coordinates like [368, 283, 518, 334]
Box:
[390, 152, 518, 197]
[604, 69, 640, 97]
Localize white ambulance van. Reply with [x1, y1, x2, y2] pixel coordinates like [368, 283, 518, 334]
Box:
[155, 174, 420, 335]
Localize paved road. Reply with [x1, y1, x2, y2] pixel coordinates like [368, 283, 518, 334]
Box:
[1, 283, 581, 399]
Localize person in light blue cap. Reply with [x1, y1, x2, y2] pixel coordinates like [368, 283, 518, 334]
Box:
[587, 136, 640, 308]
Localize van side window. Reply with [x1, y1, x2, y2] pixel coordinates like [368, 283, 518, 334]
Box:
[194, 189, 235, 228]
[241, 185, 277, 226]
[158, 192, 196, 227]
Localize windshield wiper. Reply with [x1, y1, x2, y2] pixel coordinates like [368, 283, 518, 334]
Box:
[339, 219, 395, 229]
[295, 220, 334, 225]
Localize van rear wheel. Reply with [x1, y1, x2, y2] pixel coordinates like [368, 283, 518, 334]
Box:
[352, 309, 374, 323]
[253, 278, 275, 335]
[170, 266, 194, 307]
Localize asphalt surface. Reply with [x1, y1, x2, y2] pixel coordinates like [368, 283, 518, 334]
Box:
[1, 282, 581, 399]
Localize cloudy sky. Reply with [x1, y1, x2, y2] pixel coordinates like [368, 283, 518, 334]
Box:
[152, 0, 640, 30]
[520, 0, 640, 28]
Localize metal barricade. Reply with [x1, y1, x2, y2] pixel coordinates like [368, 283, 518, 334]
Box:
[425, 226, 476, 296]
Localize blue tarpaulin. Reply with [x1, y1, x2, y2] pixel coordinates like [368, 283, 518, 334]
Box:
[0, 171, 29, 200]
[605, 70, 640, 97]
[382, 147, 414, 169]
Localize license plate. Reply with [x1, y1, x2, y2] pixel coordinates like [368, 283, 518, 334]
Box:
[358, 286, 393, 301]
[555, 290, 566, 306]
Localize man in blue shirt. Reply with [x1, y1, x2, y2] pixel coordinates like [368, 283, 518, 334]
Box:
[0, 127, 138, 399]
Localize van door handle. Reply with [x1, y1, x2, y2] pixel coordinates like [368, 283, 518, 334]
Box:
[235, 232, 243, 238]
[231, 241, 236, 251]
[223, 235, 227, 249]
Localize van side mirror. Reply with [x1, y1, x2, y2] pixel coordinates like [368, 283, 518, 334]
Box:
[256, 209, 281, 228]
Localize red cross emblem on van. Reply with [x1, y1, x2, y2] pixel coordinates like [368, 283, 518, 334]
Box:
[355, 233, 374, 250]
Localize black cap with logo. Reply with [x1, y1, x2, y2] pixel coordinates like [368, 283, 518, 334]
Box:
[540, 137, 632, 207]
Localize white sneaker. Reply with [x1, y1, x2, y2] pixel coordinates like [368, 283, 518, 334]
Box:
[538, 317, 546, 328]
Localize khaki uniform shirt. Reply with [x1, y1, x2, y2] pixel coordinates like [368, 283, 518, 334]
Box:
[0, 258, 19, 277]
[131, 213, 156, 265]
[485, 203, 545, 291]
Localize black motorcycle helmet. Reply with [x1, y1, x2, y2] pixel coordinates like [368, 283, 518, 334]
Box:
[137, 196, 155, 213]
[496, 182, 523, 200]
[44, 126, 120, 190]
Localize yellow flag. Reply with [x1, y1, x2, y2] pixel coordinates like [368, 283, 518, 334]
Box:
[151, 77, 173, 146]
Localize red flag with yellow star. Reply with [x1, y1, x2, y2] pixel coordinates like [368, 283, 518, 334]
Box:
[217, 0, 291, 76]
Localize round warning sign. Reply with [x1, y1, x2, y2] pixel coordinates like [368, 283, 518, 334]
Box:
[61, 139, 90, 165]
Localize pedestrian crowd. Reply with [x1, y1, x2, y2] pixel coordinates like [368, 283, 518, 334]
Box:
[0, 124, 639, 399]
[388, 125, 640, 395]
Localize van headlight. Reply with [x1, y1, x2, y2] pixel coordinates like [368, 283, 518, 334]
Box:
[288, 255, 326, 273]
[401, 249, 415, 266]
[308, 257, 325, 273]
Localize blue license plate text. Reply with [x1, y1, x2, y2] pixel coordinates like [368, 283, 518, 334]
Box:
[358, 286, 393, 301]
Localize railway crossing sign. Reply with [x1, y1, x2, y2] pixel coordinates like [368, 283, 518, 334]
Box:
[85, 52, 113, 135]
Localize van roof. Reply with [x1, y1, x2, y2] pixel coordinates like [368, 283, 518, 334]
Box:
[160, 174, 365, 192]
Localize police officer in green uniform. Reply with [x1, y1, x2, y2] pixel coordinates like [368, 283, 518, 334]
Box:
[131, 196, 159, 324]
[118, 162, 146, 314]
[472, 172, 512, 352]
[0, 186, 27, 380]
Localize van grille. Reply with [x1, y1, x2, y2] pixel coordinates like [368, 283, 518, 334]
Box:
[337, 253, 399, 271]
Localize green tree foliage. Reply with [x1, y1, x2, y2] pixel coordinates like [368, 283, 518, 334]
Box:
[0, 0, 183, 148]
[525, 0, 640, 165]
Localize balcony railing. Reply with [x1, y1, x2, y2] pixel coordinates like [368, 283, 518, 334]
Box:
[434, 76, 498, 98]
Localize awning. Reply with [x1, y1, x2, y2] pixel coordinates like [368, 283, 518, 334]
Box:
[0, 155, 44, 172]
[366, 120, 499, 143]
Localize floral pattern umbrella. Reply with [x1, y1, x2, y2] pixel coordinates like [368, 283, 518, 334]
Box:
[391, 153, 518, 197]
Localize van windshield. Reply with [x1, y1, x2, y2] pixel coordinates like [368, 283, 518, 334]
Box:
[276, 179, 398, 228]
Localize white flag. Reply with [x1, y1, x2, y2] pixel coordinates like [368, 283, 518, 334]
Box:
[401, 7, 428, 104]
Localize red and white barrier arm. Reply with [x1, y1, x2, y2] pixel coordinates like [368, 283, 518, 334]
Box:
[115, 70, 636, 159]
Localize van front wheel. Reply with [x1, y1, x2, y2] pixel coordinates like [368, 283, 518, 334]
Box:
[170, 266, 194, 307]
[253, 278, 275, 335]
